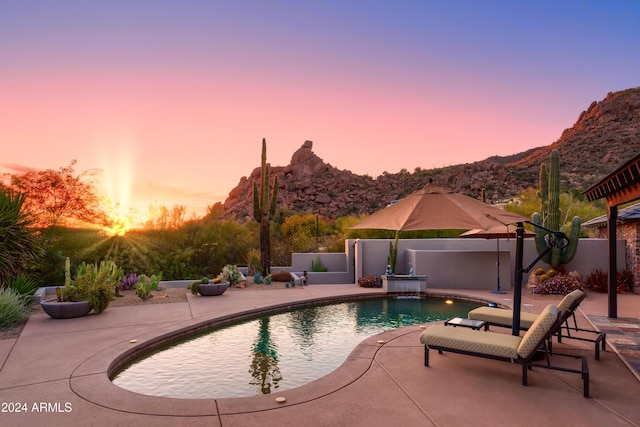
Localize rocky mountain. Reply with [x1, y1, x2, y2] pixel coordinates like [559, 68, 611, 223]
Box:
[222, 87, 640, 222]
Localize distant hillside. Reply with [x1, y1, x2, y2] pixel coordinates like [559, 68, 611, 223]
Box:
[222, 87, 640, 222]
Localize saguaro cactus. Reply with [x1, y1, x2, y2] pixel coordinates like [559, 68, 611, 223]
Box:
[253, 138, 278, 276]
[532, 149, 581, 268]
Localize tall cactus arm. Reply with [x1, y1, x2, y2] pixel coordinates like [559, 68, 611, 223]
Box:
[261, 165, 269, 216]
[538, 163, 549, 223]
[547, 150, 561, 232]
[559, 216, 582, 265]
[269, 176, 278, 217]
[532, 212, 551, 264]
[253, 182, 261, 222]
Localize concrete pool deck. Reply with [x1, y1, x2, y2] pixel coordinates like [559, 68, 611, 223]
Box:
[1, 285, 640, 426]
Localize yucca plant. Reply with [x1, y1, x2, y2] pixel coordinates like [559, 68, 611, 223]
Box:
[0, 190, 43, 284]
[3, 274, 40, 296]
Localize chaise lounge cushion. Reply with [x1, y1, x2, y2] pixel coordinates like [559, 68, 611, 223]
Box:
[420, 305, 558, 361]
[516, 304, 559, 358]
[468, 307, 538, 329]
[420, 325, 522, 359]
[467, 289, 584, 329]
[557, 290, 585, 316]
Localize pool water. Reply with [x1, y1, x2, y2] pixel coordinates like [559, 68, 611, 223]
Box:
[111, 297, 480, 399]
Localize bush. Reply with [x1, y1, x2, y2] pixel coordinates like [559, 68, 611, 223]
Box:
[584, 268, 607, 293]
[245, 248, 261, 276]
[617, 268, 634, 293]
[534, 273, 582, 295]
[270, 271, 293, 282]
[0, 287, 29, 329]
[311, 256, 328, 272]
[73, 261, 122, 312]
[358, 275, 382, 288]
[585, 268, 634, 293]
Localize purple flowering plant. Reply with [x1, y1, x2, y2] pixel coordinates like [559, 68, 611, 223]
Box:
[120, 273, 139, 291]
[358, 275, 382, 288]
[534, 273, 582, 295]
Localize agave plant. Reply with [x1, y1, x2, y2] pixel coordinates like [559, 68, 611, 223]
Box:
[3, 274, 40, 296]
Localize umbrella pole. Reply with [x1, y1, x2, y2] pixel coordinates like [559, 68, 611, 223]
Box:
[512, 222, 525, 336]
[490, 238, 506, 294]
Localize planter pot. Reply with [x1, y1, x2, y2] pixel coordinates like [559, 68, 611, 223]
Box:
[197, 282, 230, 296]
[40, 298, 92, 319]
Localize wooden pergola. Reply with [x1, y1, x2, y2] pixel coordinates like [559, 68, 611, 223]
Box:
[584, 153, 640, 318]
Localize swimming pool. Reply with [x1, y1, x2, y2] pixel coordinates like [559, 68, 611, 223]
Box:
[111, 296, 481, 399]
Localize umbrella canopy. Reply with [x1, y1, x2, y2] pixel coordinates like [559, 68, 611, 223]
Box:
[351, 184, 529, 231]
[459, 224, 535, 239]
[351, 183, 530, 337]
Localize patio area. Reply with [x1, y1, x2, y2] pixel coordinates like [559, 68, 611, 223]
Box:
[1, 284, 639, 427]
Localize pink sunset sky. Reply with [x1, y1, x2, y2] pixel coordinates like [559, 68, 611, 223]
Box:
[1, 1, 638, 226]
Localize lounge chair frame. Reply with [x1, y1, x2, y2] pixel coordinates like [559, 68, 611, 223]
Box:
[422, 310, 590, 397]
[469, 290, 606, 360]
[556, 311, 606, 360]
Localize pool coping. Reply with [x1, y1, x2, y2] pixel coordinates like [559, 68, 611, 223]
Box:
[70, 291, 495, 417]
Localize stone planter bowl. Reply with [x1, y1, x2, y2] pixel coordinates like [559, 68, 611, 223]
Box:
[40, 298, 92, 319]
[197, 282, 230, 296]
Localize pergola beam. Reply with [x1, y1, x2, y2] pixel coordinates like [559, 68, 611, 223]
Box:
[583, 153, 640, 319]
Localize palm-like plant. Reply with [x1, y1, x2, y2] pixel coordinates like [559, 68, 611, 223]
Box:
[0, 190, 43, 284]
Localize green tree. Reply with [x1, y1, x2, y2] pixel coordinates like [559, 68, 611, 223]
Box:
[281, 214, 329, 253]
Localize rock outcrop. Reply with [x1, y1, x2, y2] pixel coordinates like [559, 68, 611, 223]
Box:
[222, 87, 640, 222]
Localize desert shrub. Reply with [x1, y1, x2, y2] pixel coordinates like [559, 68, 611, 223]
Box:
[357, 275, 382, 288]
[73, 261, 122, 312]
[270, 270, 293, 282]
[585, 268, 634, 293]
[311, 256, 328, 272]
[0, 287, 29, 329]
[534, 273, 583, 295]
[245, 248, 261, 276]
[617, 269, 634, 293]
[584, 268, 608, 293]
[87, 286, 111, 313]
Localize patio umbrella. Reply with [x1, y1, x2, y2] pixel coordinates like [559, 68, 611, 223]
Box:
[350, 183, 530, 336]
[350, 184, 528, 232]
[460, 225, 535, 294]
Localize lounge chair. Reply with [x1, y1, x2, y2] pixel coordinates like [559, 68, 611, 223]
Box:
[467, 289, 606, 360]
[420, 304, 590, 397]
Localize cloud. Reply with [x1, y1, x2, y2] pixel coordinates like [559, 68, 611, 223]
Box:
[1, 163, 39, 175]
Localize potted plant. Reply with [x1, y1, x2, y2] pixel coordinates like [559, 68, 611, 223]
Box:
[41, 258, 123, 319]
[191, 276, 229, 296]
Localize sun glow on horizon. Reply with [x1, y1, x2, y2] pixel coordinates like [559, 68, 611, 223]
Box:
[96, 136, 141, 236]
